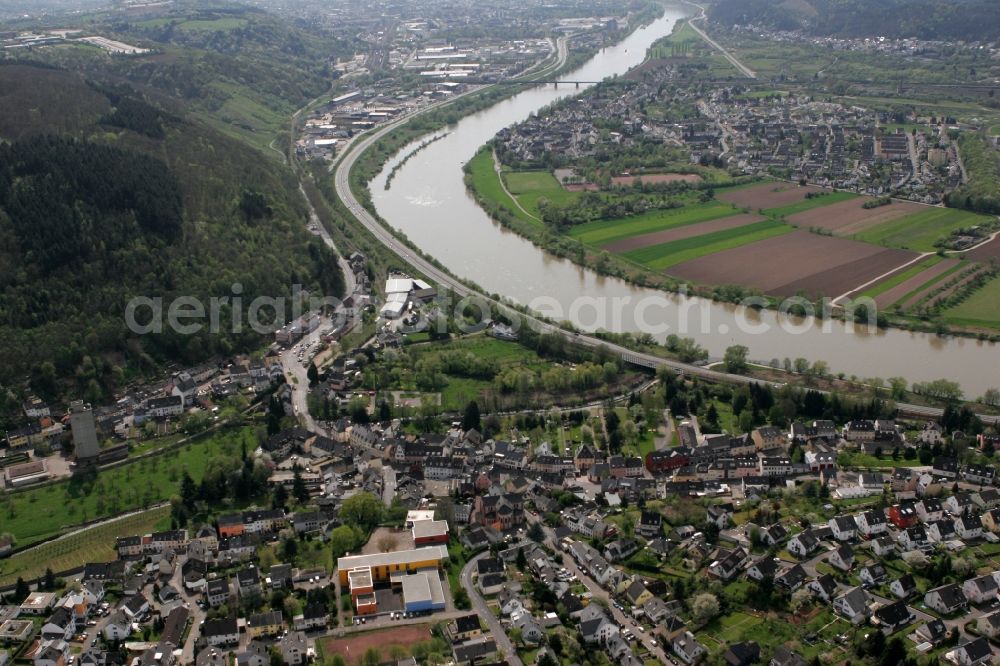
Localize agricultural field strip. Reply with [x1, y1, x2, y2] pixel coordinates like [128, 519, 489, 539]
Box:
[856, 206, 993, 252]
[897, 262, 970, 310]
[569, 202, 742, 246]
[624, 218, 793, 270]
[763, 191, 858, 218]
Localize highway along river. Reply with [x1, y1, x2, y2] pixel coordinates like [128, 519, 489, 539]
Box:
[369, 6, 996, 396]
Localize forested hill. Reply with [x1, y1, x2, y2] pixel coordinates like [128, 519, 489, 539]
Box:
[0, 63, 344, 402]
[17, 5, 361, 151]
[708, 0, 1000, 41]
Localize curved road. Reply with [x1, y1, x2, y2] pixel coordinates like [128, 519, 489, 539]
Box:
[327, 18, 997, 427]
[461, 551, 523, 666]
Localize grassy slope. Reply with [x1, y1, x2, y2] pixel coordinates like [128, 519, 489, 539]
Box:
[2, 428, 257, 548]
[0, 506, 170, 585]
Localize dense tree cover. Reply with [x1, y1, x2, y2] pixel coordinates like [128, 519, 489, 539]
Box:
[709, 0, 1000, 41]
[0, 136, 182, 275]
[947, 133, 1000, 215]
[0, 65, 344, 400]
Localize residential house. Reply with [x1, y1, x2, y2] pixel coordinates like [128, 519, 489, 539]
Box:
[808, 574, 839, 603]
[40, 609, 74, 641]
[746, 557, 779, 582]
[122, 594, 149, 621]
[977, 612, 1000, 639]
[787, 531, 819, 558]
[890, 574, 917, 599]
[833, 587, 870, 625]
[927, 519, 956, 543]
[278, 631, 308, 666]
[33, 640, 69, 666]
[975, 489, 1000, 511]
[760, 524, 787, 547]
[828, 516, 857, 542]
[887, 503, 918, 529]
[956, 515, 983, 541]
[579, 613, 619, 644]
[963, 574, 998, 605]
[292, 604, 328, 632]
[725, 641, 761, 666]
[854, 510, 887, 537]
[873, 600, 914, 632]
[924, 583, 967, 615]
[871, 536, 895, 557]
[246, 611, 284, 639]
[915, 618, 949, 646]
[636, 511, 662, 539]
[952, 637, 993, 666]
[964, 464, 996, 486]
[828, 544, 854, 572]
[201, 618, 239, 647]
[775, 564, 807, 592]
[770, 646, 808, 666]
[205, 579, 230, 608]
[915, 499, 945, 523]
[982, 509, 1000, 534]
[103, 611, 131, 642]
[708, 547, 747, 582]
[860, 563, 887, 587]
[944, 493, 976, 517]
[672, 631, 707, 664]
[898, 525, 928, 551]
[706, 504, 734, 529]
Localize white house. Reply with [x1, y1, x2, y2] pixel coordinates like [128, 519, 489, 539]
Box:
[890, 574, 917, 599]
[955, 515, 983, 541]
[828, 516, 857, 542]
[672, 631, 707, 665]
[787, 532, 819, 559]
[963, 574, 998, 605]
[854, 510, 887, 537]
[828, 544, 854, 572]
[833, 587, 870, 625]
[925, 583, 967, 615]
[859, 563, 887, 587]
[915, 499, 944, 523]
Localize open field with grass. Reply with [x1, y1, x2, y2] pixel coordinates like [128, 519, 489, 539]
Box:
[0, 506, 170, 586]
[503, 169, 579, 216]
[856, 206, 993, 252]
[942, 274, 1000, 329]
[467, 150, 543, 228]
[623, 218, 792, 269]
[2, 427, 257, 548]
[568, 202, 740, 246]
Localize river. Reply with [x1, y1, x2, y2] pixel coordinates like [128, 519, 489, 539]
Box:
[369, 6, 997, 397]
